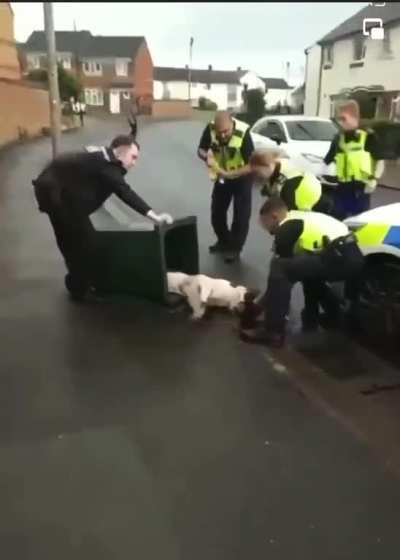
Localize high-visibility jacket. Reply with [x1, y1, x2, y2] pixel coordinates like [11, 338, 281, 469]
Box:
[335, 129, 373, 183]
[279, 160, 322, 211]
[281, 210, 349, 254]
[209, 118, 249, 172]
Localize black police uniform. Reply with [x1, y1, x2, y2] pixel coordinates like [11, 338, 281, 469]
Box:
[32, 148, 152, 299]
[198, 124, 255, 253]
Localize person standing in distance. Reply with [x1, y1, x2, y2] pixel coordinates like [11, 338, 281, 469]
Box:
[32, 135, 173, 303]
[197, 111, 255, 263]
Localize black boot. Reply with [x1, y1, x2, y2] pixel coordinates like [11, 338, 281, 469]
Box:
[209, 241, 229, 254]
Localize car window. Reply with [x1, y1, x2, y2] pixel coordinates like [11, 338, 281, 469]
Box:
[285, 120, 338, 141]
[256, 121, 287, 143]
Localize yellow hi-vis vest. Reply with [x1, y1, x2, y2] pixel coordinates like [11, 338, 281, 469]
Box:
[282, 210, 349, 254]
[335, 129, 373, 183]
[209, 118, 249, 172]
[279, 160, 322, 211]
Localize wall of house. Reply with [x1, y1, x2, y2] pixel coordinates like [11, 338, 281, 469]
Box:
[0, 79, 49, 147]
[0, 3, 21, 80]
[264, 88, 291, 108]
[152, 80, 233, 109]
[318, 25, 400, 118]
[133, 42, 153, 101]
[304, 44, 321, 115]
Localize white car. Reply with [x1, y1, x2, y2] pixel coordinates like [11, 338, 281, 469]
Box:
[250, 115, 339, 176]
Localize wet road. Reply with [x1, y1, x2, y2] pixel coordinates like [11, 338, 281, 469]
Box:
[1, 116, 400, 559]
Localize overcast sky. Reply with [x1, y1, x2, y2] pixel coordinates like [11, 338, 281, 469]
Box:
[12, 2, 366, 86]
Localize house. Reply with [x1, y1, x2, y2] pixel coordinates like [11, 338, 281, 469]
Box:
[0, 1, 20, 80]
[153, 65, 248, 110]
[22, 31, 153, 114]
[305, 3, 400, 120]
[261, 78, 292, 109]
[0, 2, 49, 147]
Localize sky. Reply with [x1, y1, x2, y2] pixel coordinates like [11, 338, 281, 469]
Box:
[11, 2, 366, 86]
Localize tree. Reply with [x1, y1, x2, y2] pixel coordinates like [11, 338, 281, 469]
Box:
[27, 64, 82, 102]
[243, 88, 265, 125]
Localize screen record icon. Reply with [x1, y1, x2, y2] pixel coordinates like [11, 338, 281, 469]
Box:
[363, 18, 385, 40]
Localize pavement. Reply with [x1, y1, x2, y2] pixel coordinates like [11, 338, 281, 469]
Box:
[1, 115, 400, 559]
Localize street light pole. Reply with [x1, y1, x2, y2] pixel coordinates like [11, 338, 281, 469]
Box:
[43, 2, 61, 157]
[188, 36, 193, 102]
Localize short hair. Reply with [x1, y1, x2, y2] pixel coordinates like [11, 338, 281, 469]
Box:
[110, 135, 140, 151]
[337, 99, 360, 120]
[250, 148, 281, 167]
[259, 196, 288, 216]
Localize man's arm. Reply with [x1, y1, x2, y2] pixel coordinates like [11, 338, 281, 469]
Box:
[274, 220, 304, 258]
[101, 166, 152, 216]
[197, 125, 212, 162]
[323, 134, 339, 165]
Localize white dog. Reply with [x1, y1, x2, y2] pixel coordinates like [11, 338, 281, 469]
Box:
[167, 272, 248, 320]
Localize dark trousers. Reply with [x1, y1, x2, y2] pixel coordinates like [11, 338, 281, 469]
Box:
[79, 112, 84, 127]
[302, 279, 341, 324]
[211, 178, 252, 252]
[47, 207, 96, 297]
[332, 182, 370, 220]
[263, 239, 364, 333]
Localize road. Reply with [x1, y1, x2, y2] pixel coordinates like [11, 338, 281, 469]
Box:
[1, 115, 400, 559]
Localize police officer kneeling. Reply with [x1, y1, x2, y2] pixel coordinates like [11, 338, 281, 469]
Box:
[249, 148, 332, 214]
[240, 196, 364, 348]
[33, 135, 173, 303]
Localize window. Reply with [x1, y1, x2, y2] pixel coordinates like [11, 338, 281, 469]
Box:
[256, 121, 287, 144]
[206, 83, 211, 90]
[57, 55, 71, 70]
[115, 59, 128, 77]
[191, 82, 198, 88]
[84, 88, 104, 106]
[83, 61, 103, 76]
[323, 44, 334, 66]
[353, 35, 366, 61]
[285, 120, 338, 141]
[27, 55, 40, 70]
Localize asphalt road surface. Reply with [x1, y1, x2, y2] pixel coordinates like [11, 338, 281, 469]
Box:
[1, 115, 400, 560]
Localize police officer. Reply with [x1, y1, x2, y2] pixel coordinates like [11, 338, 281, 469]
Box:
[323, 99, 384, 219]
[197, 111, 255, 263]
[249, 148, 332, 214]
[240, 196, 364, 347]
[32, 135, 173, 303]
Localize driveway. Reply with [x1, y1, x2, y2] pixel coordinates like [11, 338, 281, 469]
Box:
[0, 116, 400, 559]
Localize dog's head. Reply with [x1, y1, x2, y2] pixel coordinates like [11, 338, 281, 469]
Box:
[234, 287, 260, 314]
[167, 272, 191, 295]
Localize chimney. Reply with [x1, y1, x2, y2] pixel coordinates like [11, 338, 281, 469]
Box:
[237, 66, 242, 72]
[208, 64, 212, 71]
[185, 64, 189, 69]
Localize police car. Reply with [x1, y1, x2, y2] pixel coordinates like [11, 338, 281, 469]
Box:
[344, 203, 400, 334]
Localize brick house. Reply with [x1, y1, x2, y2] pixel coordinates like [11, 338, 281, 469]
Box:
[0, 2, 49, 147]
[22, 31, 154, 114]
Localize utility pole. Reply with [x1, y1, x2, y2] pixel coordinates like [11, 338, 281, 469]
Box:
[43, 2, 61, 157]
[188, 36, 193, 102]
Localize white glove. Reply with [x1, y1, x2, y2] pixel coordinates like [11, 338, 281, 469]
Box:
[364, 178, 377, 194]
[147, 210, 174, 225]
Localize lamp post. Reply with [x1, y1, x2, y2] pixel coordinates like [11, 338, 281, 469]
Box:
[188, 36, 194, 102]
[43, 2, 61, 157]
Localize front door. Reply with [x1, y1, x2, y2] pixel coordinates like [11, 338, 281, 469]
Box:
[109, 90, 120, 114]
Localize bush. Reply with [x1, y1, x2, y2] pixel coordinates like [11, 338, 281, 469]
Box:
[27, 65, 82, 102]
[198, 96, 218, 111]
[243, 88, 265, 123]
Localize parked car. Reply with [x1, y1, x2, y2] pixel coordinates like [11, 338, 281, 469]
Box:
[343, 203, 400, 337]
[250, 115, 339, 176]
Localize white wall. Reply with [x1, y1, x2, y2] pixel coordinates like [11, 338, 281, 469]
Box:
[318, 25, 400, 117]
[304, 44, 322, 115]
[153, 79, 242, 109]
[264, 88, 292, 108]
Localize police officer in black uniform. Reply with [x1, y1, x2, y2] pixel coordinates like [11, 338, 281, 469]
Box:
[33, 135, 173, 303]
